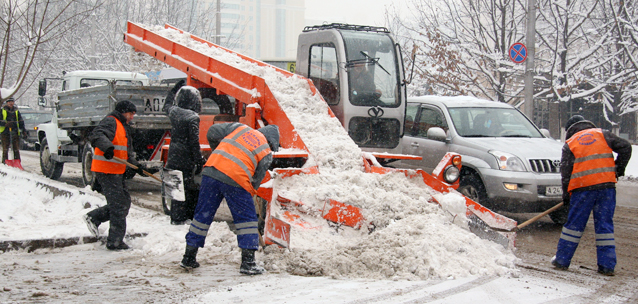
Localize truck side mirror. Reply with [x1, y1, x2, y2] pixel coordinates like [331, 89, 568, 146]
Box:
[38, 96, 47, 107]
[38, 80, 47, 96]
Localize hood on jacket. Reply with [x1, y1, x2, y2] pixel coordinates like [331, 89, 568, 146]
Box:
[258, 125, 280, 152]
[176, 86, 202, 113]
[566, 120, 597, 140]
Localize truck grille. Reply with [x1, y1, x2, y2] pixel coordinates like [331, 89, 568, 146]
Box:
[529, 159, 560, 173]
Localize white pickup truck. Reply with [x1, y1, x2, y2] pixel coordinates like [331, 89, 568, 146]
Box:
[36, 70, 171, 186]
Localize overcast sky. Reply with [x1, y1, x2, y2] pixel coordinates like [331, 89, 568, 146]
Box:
[304, 0, 400, 27]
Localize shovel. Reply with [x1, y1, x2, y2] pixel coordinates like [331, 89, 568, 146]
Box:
[4, 159, 24, 170]
[113, 157, 185, 201]
[493, 202, 565, 232]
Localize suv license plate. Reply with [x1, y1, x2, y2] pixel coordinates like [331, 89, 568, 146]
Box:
[546, 186, 563, 196]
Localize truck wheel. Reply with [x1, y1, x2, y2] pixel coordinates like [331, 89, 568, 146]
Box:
[458, 172, 488, 204]
[549, 206, 569, 224]
[40, 138, 64, 180]
[81, 143, 95, 187]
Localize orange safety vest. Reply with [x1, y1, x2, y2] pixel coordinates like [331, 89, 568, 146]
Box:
[567, 128, 616, 192]
[205, 125, 271, 195]
[91, 116, 128, 174]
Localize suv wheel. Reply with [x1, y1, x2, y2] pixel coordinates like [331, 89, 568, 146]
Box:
[458, 172, 488, 204]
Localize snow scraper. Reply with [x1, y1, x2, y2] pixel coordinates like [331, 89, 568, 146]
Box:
[4, 159, 24, 170]
[113, 156, 185, 201]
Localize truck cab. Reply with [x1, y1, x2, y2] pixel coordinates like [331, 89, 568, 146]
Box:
[296, 24, 407, 153]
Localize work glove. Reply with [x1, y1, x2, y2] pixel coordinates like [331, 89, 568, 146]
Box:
[563, 195, 570, 208]
[616, 167, 625, 178]
[103, 147, 115, 160]
[135, 164, 147, 176]
[4, 121, 15, 128]
[21, 132, 28, 140]
[194, 156, 205, 175]
[171, 79, 186, 94]
[145, 165, 160, 175]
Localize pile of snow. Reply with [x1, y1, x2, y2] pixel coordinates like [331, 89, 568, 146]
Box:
[143, 24, 517, 279]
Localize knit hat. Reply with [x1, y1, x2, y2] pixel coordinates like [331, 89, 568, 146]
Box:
[564, 115, 585, 131]
[115, 100, 137, 113]
[4, 97, 15, 103]
[257, 125, 280, 152]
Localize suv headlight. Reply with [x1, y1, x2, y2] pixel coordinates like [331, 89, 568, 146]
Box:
[489, 150, 526, 171]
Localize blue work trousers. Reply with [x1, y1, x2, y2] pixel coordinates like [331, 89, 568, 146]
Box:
[185, 175, 260, 250]
[555, 188, 616, 270]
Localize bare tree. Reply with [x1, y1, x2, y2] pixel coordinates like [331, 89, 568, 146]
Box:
[533, 0, 638, 126]
[389, 0, 529, 103]
[0, 0, 101, 102]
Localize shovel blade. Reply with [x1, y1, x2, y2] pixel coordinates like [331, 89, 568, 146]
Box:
[161, 168, 185, 201]
[4, 159, 24, 170]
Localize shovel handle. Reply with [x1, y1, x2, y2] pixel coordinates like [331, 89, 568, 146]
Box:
[112, 156, 162, 183]
[516, 202, 565, 230]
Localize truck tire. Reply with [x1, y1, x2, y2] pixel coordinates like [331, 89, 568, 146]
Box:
[549, 206, 569, 225]
[40, 138, 64, 180]
[81, 143, 95, 187]
[458, 171, 488, 204]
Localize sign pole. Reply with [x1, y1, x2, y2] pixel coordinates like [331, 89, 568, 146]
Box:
[524, 0, 536, 120]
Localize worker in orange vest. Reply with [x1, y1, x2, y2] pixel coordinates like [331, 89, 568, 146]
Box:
[180, 122, 279, 275]
[83, 100, 152, 251]
[552, 115, 631, 276]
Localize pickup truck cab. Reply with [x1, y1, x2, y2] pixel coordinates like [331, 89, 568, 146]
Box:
[399, 95, 567, 223]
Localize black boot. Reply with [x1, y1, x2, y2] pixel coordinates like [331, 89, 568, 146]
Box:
[180, 245, 200, 269]
[240, 249, 264, 275]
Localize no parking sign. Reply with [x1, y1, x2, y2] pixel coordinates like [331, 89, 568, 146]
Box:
[509, 43, 527, 63]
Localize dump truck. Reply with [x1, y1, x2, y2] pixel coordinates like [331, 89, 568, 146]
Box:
[122, 22, 518, 248]
[35, 70, 219, 186]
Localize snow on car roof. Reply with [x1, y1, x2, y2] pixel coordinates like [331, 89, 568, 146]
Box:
[64, 70, 149, 81]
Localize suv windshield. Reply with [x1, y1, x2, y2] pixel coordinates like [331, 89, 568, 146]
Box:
[449, 107, 543, 138]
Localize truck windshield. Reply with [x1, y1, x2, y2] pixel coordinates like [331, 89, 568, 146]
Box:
[342, 31, 399, 108]
[448, 107, 544, 138]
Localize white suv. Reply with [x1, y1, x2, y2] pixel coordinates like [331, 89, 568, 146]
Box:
[399, 96, 567, 223]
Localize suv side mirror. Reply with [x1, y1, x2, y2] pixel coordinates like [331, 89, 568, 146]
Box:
[540, 128, 552, 139]
[427, 127, 448, 142]
[38, 80, 47, 96]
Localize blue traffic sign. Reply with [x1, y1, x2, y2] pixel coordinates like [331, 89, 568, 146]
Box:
[509, 43, 527, 63]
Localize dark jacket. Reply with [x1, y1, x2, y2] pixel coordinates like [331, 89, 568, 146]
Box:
[89, 110, 139, 167]
[203, 122, 279, 191]
[560, 120, 632, 200]
[0, 105, 26, 135]
[163, 86, 203, 175]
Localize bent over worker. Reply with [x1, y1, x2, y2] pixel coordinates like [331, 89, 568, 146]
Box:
[83, 100, 151, 251]
[552, 115, 631, 276]
[180, 122, 279, 275]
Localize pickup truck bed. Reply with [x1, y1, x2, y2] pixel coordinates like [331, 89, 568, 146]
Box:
[57, 84, 171, 130]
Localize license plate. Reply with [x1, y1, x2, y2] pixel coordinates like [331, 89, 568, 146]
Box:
[143, 96, 166, 113]
[546, 186, 563, 196]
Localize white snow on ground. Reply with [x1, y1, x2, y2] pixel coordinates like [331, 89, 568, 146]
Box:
[2, 22, 637, 301]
